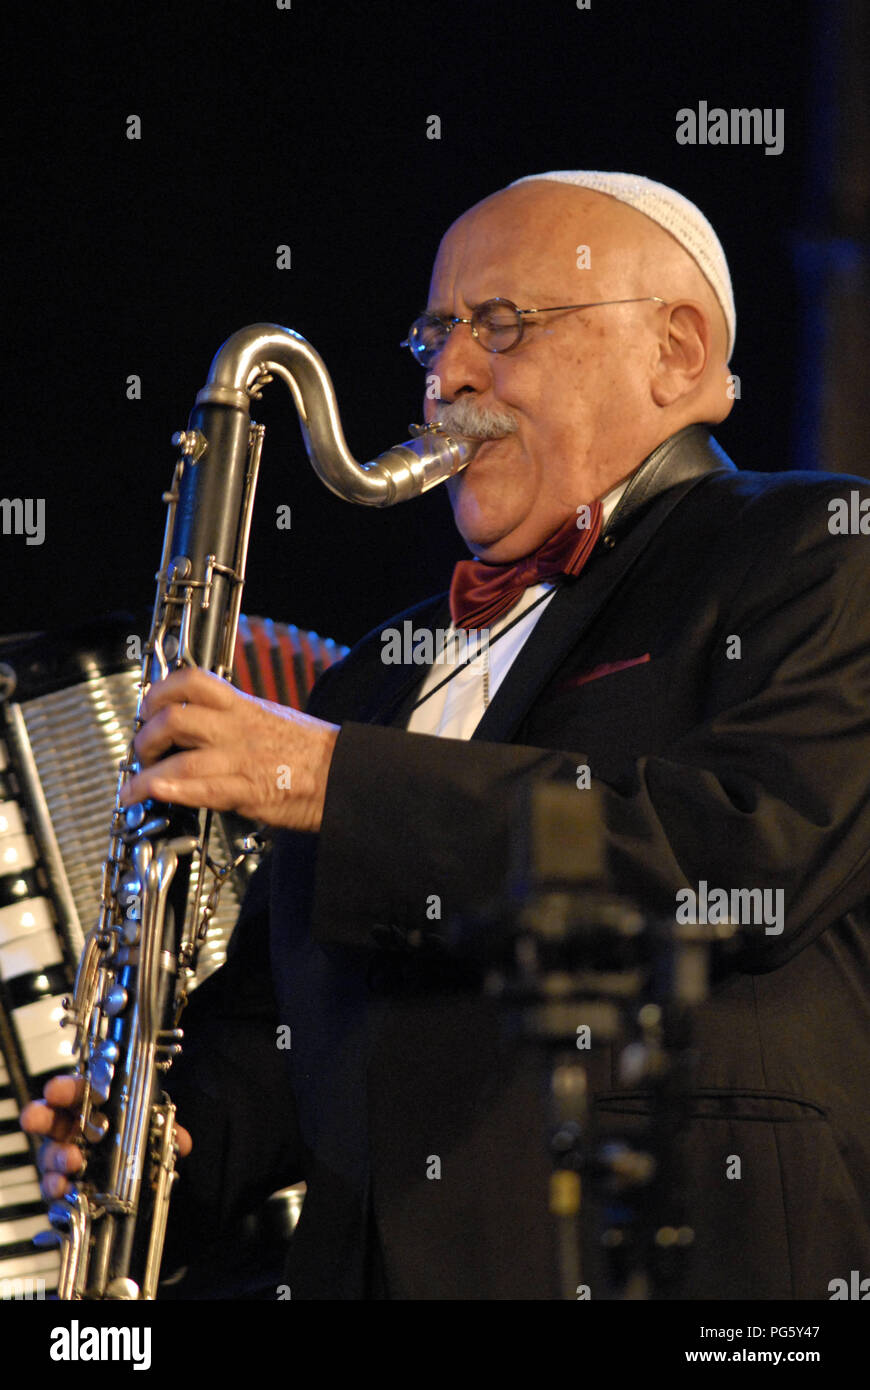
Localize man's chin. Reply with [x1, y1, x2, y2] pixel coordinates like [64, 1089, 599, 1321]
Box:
[452, 511, 536, 561]
[448, 438, 518, 503]
[452, 498, 566, 562]
[447, 442, 538, 549]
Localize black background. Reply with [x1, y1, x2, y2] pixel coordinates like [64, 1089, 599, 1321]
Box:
[7, 0, 817, 649]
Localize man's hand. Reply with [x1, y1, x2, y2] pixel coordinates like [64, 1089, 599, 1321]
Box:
[20, 1077, 193, 1202]
[119, 667, 340, 832]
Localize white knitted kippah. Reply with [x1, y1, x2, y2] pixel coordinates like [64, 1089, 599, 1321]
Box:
[509, 170, 736, 357]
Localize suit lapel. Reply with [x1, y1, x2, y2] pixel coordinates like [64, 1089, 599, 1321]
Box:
[472, 472, 713, 744]
[364, 448, 729, 738]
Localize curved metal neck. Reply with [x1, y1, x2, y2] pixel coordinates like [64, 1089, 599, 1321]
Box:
[194, 323, 479, 508]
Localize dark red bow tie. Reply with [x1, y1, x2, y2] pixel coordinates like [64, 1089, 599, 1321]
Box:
[449, 501, 604, 631]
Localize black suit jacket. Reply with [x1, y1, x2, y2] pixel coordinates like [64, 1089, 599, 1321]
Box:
[166, 425, 870, 1300]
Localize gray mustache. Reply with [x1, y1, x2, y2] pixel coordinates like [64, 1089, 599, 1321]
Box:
[435, 398, 518, 441]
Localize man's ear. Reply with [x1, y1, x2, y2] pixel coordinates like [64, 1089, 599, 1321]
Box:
[650, 301, 710, 406]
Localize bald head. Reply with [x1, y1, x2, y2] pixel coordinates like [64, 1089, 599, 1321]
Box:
[440, 179, 731, 370]
[422, 177, 735, 562]
[509, 171, 735, 353]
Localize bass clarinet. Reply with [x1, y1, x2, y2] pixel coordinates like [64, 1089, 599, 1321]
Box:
[48, 323, 479, 1299]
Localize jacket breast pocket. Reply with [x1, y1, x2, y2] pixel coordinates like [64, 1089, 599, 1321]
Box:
[522, 654, 671, 771]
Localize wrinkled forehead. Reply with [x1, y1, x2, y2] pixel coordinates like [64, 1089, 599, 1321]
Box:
[426, 183, 639, 312]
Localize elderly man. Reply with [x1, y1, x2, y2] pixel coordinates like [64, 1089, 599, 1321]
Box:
[24, 172, 870, 1300]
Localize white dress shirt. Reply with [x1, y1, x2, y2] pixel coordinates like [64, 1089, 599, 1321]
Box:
[406, 478, 630, 739]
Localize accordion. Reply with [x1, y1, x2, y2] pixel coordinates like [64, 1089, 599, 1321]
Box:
[0, 613, 347, 1298]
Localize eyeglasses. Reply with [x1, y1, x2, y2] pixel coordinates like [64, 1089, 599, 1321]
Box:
[400, 296, 667, 369]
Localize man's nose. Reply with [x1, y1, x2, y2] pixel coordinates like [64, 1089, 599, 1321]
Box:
[426, 321, 493, 403]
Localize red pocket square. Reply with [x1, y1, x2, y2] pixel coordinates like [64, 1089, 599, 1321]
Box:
[563, 653, 651, 689]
